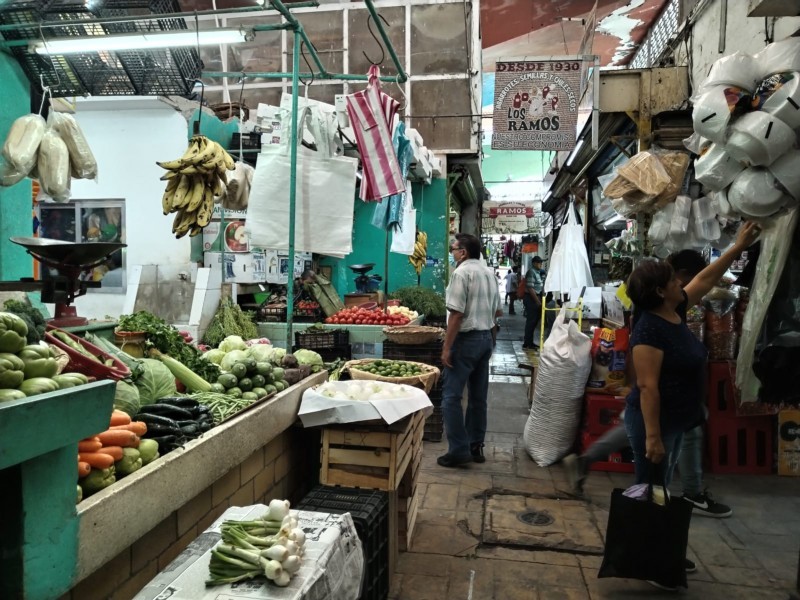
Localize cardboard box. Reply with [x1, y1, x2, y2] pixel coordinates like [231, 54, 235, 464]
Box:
[778, 409, 800, 476]
[255, 104, 284, 145]
[202, 219, 250, 253]
[203, 251, 266, 284]
[264, 249, 312, 284]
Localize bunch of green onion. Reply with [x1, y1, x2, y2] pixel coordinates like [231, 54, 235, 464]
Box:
[206, 499, 305, 587]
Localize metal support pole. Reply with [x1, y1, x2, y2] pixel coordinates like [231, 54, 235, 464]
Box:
[285, 28, 300, 351]
[269, 0, 328, 77]
[363, 0, 407, 83]
[202, 70, 402, 83]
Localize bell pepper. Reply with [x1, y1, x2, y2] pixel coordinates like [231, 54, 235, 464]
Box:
[18, 344, 59, 379]
[79, 466, 116, 496]
[19, 377, 60, 396]
[0, 356, 24, 389]
[0, 312, 28, 354]
[115, 448, 142, 476]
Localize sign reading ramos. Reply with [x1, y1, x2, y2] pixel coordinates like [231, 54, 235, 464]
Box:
[481, 201, 536, 234]
[492, 58, 587, 151]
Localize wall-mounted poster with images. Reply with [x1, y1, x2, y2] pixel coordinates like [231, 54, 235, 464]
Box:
[492, 57, 588, 151]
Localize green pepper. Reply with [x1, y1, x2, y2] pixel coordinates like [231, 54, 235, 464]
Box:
[79, 466, 116, 495]
[115, 448, 142, 476]
[0, 312, 28, 354]
[19, 377, 60, 397]
[18, 344, 59, 379]
[0, 356, 24, 389]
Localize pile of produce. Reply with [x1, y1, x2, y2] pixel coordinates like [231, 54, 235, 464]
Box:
[390, 287, 447, 321]
[409, 230, 428, 276]
[325, 306, 411, 326]
[3, 299, 46, 343]
[387, 305, 418, 321]
[352, 359, 423, 377]
[77, 409, 158, 501]
[0, 312, 91, 402]
[135, 396, 214, 454]
[314, 380, 418, 401]
[203, 296, 259, 348]
[294, 300, 320, 316]
[157, 135, 235, 238]
[1, 111, 97, 201]
[207, 499, 305, 587]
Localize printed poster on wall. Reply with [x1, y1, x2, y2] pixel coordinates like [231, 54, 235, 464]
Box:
[491, 57, 588, 151]
[481, 201, 536, 234]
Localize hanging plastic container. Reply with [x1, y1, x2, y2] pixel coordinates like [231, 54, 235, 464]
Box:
[692, 85, 751, 143]
[670, 195, 692, 236]
[768, 149, 800, 201]
[694, 144, 744, 191]
[701, 51, 762, 93]
[727, 167, 787, 218]
[725, 111, 795, 167]
[761, 72, 800, 129]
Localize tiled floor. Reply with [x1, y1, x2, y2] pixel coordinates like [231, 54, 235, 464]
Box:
[390, 313, 800, 599]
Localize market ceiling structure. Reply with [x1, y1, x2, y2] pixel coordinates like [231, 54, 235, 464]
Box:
[481, 0, 671, 69]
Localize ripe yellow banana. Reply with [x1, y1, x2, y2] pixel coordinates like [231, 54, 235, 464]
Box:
[186, 177, 206, 212]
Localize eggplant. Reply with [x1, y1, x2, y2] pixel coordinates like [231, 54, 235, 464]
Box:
[134, 413, 181, 429]
[138, 404, 194, 420]
[157, 397, 200, 409]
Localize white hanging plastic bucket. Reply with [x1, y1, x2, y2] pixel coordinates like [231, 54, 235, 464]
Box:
[694, 143, 745, 191]
[727, 167, 786, 218]
[725, 110, 795, 167]
[692, 85, 750, 143]
[761, 72, 800, 129]
[768, 149, 800, 201]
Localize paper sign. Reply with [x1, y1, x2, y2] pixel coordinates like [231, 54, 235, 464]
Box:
[616, 283, 633, 310]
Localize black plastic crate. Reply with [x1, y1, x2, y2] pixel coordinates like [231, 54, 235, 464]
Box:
[298, 486, 389, 600]
[382, 340, 443, 370]
[292, 344, 351, 363]
[231, 132, 261, 151]
[295, 329, 350, 350]
[427, 380, 442, 405]
[423, 405, 443, 443]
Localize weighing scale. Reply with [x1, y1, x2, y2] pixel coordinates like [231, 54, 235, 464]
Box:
[348, 263, 382, 293]
[0, 237, 126, 327]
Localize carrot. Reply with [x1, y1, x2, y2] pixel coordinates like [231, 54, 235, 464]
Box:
[110, 410, 131, 427]
[110, 421, 148, 436]
[96, 445, 123, 461]
[78, 438, 102, 453]
[78, 461, 91, 478]
[96, 429, 138, 448]
[79, 452, 114, 469]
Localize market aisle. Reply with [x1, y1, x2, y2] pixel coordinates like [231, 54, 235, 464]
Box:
[389, 325, 800, 600]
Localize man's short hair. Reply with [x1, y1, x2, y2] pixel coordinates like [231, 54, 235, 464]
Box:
[455, 233, 481, 259]
[532, 256, 543, 264]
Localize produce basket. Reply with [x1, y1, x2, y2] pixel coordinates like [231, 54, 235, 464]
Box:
[44, 326, 131, 380]
[344, 359, 440, 394]
[382, 325, 444, 345]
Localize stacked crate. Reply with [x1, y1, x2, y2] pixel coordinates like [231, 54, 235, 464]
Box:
[294, 329, 351, 363]
[382, 340, 443, 442]
[579, 393, 634, 473]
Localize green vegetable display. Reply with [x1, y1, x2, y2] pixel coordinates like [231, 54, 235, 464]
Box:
[116, 448, 143, 476]
[116, 311, 219, 382]
[0, 355, 24, 389]
[390, 287, 447, 320]
[202, 297, 258, 347]
[137, 439, 159, 465]
[0, 389, 26, 402]
[19, 377, 60, 396]
[114, 380, 141, 416]
[80, 467, 115, 495]
[3, 300, 46, 343]
[18, 344, 58, 379]
[53, 373, 89, 389]
[0, 312, 29, 353]
[356, 360, 423, 376]
[294, 349, 323, 372]
[135, 358, 178, 405]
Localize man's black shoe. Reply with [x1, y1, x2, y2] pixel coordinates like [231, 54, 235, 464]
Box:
[471, 443, 486, 463]
[437, 453, 473, 468]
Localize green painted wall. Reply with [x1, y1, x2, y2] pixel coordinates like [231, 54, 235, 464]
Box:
[0, 53, 33, 280]
[320, 179, 449, 299]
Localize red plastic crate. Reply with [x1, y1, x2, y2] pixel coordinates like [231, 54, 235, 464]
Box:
[580, 432, 635, 473]
[583, 394, 626, 436]
[706, 414, 774, 475]
[707, 360, 739, 419]
[45, 326, 130, 381]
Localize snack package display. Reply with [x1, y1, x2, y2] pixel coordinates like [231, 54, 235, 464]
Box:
[586, 328, 630, 395]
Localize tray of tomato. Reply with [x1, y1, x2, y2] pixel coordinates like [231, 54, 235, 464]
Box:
[325, 306, 411, 326]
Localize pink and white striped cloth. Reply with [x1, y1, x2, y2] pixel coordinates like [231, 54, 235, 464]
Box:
[346, 65, 405, 202]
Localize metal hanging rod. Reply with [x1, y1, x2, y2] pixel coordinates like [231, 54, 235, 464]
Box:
[0, 2, 319, 32]
[202, 70, 402, 84]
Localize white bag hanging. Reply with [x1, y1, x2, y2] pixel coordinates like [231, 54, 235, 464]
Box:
[524, 308, 593, 466]
[246, 105, 357, 258]
[544, 202, 594, 294]
[390, 186, 416, 255]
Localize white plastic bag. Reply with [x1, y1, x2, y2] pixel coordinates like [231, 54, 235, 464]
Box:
[523, 308, 592, 466]
[543, 203, 593, 294]
[390, 190, 416, 256]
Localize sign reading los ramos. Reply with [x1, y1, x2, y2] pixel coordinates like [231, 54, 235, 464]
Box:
[492, 58, 587, 151]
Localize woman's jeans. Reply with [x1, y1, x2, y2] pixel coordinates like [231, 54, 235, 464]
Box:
[625, 406, 684, 487]
[677, 425, 703, 496]
[441, 330, 494, 458]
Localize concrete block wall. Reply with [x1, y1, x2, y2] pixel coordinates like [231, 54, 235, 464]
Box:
[62, 426, 320, 600]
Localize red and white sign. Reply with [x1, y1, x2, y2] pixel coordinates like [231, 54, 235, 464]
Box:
[482, 201, 537, 234]
[492, 57, 588, 151]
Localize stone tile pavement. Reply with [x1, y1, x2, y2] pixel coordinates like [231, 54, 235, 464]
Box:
[389, 314, 800, 599]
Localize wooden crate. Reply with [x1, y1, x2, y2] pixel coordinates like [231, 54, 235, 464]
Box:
[320, 411, 424, 491]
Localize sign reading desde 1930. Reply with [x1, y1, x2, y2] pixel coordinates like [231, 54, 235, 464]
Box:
[496, 61, 582, 72]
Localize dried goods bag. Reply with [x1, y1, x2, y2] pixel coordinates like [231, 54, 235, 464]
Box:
[37, 129, 71, 202]
[50, 112, 97, 180]
[0, 156, 29, 187]
[2, 114, 45, 172]
[586, 327, 630, 395]
[617, 151, 671, 196]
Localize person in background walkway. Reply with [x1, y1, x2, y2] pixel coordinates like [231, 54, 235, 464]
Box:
[522, 256, 544, 349]
[439, 233, 503, 468]
[564, 247, 746, 517]
[504, 266, 519, 315]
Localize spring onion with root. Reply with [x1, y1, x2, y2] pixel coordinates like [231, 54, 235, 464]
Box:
[206, 499, 305, 587]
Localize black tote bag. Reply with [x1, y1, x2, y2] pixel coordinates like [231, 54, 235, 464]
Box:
[598, 473, 694, 588]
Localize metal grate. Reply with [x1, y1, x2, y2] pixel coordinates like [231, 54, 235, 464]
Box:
[0, 0, 202, 97]
[517, 510, 555, 527]
[629, 0, 679, 69]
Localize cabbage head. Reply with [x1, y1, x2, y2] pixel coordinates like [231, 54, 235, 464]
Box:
[135, 358, 178, 405]
[114, 379, 141, 416]
[247, 343, 273, 363]
[270, 347, 286, 366]
[204, 348, 226, 365]
[220, 349, 249, 372]
[295, 349, 324, 372]
[219, 335, 247, 353]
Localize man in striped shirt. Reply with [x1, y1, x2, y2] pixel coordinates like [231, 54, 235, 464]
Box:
[438, 233, 503, 467]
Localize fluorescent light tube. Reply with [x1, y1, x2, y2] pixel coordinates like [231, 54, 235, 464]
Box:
[565, 138, 585, 167]
[604, 214, 624, 227]
[32, 28, 247, 55]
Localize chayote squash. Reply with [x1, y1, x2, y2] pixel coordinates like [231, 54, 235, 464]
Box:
[0, 355, 24, 389]
[115, 448, 142, 476]
[18, 344, 58, 379]
[0, 312, 28, 353]
[19, 377, 60, 397]
[0, 389, 26, 402]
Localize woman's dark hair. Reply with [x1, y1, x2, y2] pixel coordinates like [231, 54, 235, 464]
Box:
[455, 233, 481, 259]
[667, 249, 706, 280]
[626, 259, 675, 310]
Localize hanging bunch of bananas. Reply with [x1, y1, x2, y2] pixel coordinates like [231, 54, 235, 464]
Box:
[157, 135, 235, 239]
[409, 230, 427, 276]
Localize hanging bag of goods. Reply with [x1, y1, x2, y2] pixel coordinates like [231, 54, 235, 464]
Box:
[1, 114, 46, 186]
[49, 112, 98, 180]
[247, 105, 357, 258]
[37, 128, 71, 202]
[543, 202, 594, 294]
